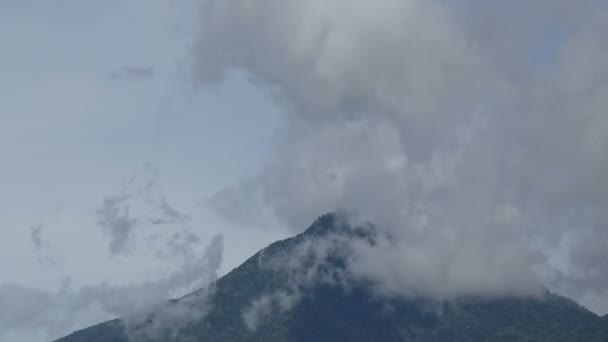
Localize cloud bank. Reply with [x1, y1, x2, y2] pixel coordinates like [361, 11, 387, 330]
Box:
[195, 0, 608, 313]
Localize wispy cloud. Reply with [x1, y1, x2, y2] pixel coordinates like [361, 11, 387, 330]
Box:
[109, 66, 155, 81]
[97, 164, 198, 258]
[29, 224, 57, 266]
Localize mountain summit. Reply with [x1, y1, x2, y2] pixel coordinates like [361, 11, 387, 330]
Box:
[56, 213, 608, 342]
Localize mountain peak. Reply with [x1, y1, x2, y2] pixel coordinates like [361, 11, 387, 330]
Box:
[300, 212, 378, 242]
[300, 212, 347, 236]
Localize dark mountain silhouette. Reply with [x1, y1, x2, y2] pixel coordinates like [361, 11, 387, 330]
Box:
[55, 213, 608, 342]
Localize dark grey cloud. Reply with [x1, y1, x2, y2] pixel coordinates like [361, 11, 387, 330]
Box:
[194, 0, 608, 313]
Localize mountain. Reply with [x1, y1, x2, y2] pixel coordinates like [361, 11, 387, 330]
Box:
[56, 213, 608, 342]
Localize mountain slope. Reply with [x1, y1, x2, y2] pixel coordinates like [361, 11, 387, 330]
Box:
[56, 213, 608, 342]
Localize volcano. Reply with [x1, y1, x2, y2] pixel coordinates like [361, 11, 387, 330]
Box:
[55, 213, 608, 342]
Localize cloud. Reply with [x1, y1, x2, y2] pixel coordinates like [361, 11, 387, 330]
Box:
[242, 290, 300, 331]
[109, 66, 155, 81]
[29, 223, 57, 266]
[97, 194, 137, 256]
[97, 164, 198, 258]
[0, 235, 223, 342]
[30, 224, 43, 250]
[194, 0, 608, 313]
[150, 195, 191, 226]
[123, 234, 223, 341]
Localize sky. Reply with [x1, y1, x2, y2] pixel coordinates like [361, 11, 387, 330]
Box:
[2, 0, 608, 341]
[0, 1, 288, 340]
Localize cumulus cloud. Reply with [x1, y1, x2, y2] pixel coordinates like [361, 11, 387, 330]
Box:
[0, 235, 223, 342]
[195, 0, 608, 313]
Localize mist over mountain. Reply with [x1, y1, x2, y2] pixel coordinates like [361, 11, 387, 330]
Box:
[56, 214, 608, 342]
[4, 0, 608, 341]
[198, 0, 608, 314]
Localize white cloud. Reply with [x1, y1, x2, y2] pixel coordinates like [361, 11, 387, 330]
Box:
[195, 0, 608, 313]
